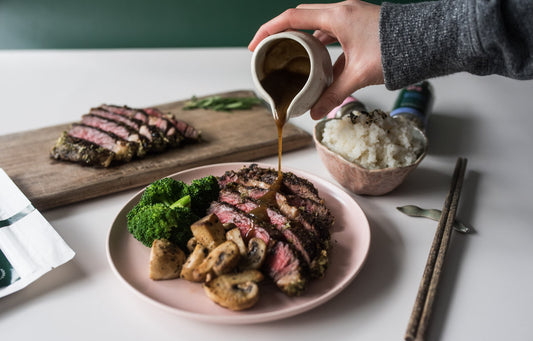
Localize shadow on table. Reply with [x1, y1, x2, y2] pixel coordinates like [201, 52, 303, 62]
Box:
[0, 259, 86, 316]
[426, 112, 480, 156]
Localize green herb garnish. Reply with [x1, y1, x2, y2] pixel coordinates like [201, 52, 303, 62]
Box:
[183, 95, 262, 112]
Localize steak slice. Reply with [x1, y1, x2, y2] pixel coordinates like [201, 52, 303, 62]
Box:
[146, 112, 183, 147]
[89, 107, 154, 154]
[81, 114, 145, 157]
[100, 104, 170, 151]
[207, 201, 309, 296]
[99, 104, 147, 121]
[265, 241, 308, 296]
[89, 107, 141, 131]
[218, 164, 323, 204]
[103, 105, 184, 147]
[50, 132, 115, 167]
[67, 124, 135, 162]
[207, 201, 274, 244]
[223, 182, 332, 249]
[144, 107, 201, 143]
[218, 187, 322, 272]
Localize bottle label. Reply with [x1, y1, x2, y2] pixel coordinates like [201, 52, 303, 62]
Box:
[391, 81, 433, 130]
[396, 90, 427, 113]
[392, 82, 433, 114]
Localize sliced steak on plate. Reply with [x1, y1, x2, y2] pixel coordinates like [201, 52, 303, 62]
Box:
[221, 181, 333, 250]
[209, 164, 335, 295]
[208, 200, 309, 296]
[218, 185, 326, 277]
[218, 163, 324, 204]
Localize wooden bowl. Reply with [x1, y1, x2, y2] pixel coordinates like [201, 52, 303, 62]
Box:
[313, 118, 428, 195]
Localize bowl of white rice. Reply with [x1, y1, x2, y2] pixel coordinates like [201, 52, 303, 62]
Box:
[314, 110, 427, 195]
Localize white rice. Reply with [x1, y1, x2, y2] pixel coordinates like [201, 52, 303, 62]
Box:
[321, 110, 425, 169]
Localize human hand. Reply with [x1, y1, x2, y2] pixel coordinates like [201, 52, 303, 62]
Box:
[249, 0, 384, 120]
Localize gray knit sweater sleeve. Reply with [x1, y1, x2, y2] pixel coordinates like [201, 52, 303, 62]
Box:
[379, 0, 533, 90]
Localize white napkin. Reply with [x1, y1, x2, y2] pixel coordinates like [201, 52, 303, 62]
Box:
[0, 168, 75, 298]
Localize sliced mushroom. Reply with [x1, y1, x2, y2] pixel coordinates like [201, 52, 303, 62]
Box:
[191, 240, 240, 282]
[203, 270, 264, 311]
[180, 243, 209, 282]
[191, 213, 226, 251]
[186, 237, 197, 253]
[222, 222, 237, 231]
[149, 239, 186, 280]
[225, 227, 247, 257]
[240, 237, 267, 270]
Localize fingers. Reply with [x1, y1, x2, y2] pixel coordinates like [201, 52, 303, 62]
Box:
[247, 0, 384, 119]
[310, 73, 357, 120]
[332, 53, 346, 80]
[310, 54, 359, 120]
[248, 7, 334, 51]
[295, 2, 346, 10]
[310, 57, 385, 120]
[313, 30, 338, 45]
[248, 1, 351, 50]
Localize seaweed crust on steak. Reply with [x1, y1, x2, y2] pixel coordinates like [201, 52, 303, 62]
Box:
[50, 132, 115, 167]
[50, 104, 201, 167]
[208, 164, 334, 296]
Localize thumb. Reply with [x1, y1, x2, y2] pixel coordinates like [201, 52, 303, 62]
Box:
[310, 72, 358, 120]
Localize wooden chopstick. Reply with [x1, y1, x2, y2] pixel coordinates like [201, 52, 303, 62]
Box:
[405, 157, 467, 341]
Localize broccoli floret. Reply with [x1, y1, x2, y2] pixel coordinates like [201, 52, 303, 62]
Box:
[139, 177, 189, 207]
[170, 194, 191, 209]
[127, 175, 220, 249]
[126, 201, 144, 223]
[187, 175, 220, 216]
[127, 202, 197, 249]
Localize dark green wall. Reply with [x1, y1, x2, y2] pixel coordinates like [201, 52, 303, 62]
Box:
[0, 0, 420, 49]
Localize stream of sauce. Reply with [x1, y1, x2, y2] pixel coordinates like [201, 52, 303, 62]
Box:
[260, 69, 309, 176]
[247, 39, 310, 229]
[260, 38, 310, 176]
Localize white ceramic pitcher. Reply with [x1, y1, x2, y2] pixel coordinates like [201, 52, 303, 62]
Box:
[251, 31, 333, 124]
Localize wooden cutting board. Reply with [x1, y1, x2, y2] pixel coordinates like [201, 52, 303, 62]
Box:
[0, 90, 312, 211]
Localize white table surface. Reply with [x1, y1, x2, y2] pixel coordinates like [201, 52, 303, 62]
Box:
[1, 47, 532, 341]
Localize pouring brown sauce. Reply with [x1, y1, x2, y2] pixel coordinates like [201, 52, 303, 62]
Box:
[248, 39, 310, 228]
[260, 38, 310, 176]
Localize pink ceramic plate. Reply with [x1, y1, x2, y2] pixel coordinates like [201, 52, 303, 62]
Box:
[106, 162, 371, 324]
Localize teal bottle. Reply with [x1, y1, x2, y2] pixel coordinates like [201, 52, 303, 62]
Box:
[390, 81, 433, 131]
